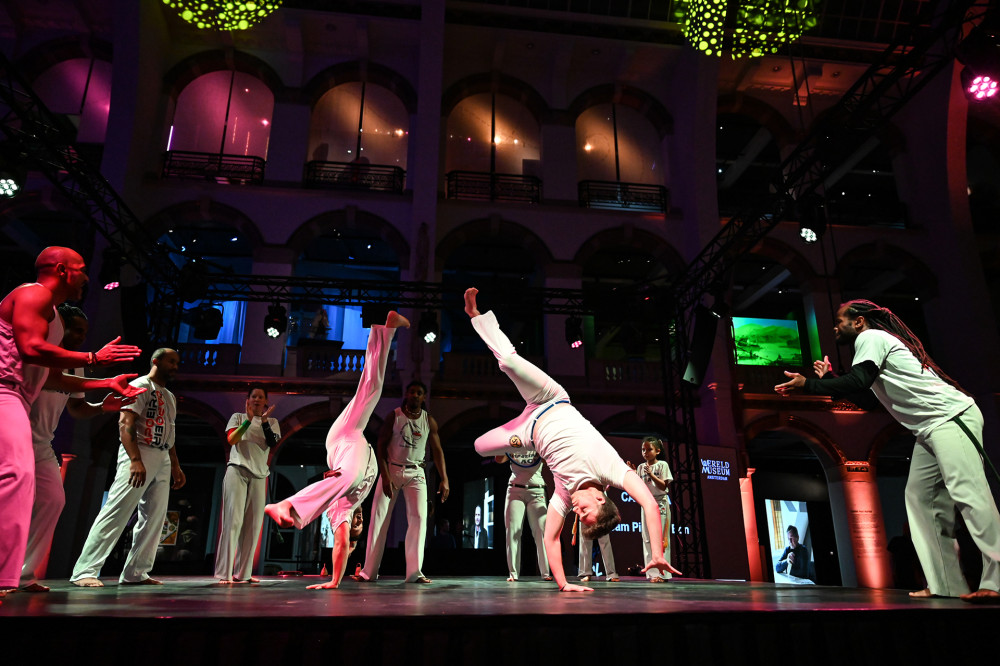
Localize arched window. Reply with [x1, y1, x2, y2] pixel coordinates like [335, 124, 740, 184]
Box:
[308, 82, 409, 168]
[169, 71, 274, 157]
[575, 103, 662, 185]
[445, 92, 541, 175]
[32, 57, 113, 143]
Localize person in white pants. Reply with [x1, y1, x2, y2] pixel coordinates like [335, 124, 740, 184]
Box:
[214, 386, 280, 584]
[776, 298, 1000, 603]
[496, 450, 551, 581]
[464, 288, 679, 592]
[627, 436, 673, 582]
[0, 247, 142, 598]
[266, 312, 409, 589]
[71, 349, 186, 587]
[355, 380, 449, 584]
[577, 533, 617, 582]
[20, 305, 136, 592]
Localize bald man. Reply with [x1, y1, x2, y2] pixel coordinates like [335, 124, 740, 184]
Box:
[0, 247, 143, 596]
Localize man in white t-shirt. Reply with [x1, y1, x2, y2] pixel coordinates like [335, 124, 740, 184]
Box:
[464, 288, 680, 592]
[20, 305, 137, 592]
[776, 299, 1000, 603]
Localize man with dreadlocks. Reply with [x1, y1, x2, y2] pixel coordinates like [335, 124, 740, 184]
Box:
[776, 299, 1000, 603]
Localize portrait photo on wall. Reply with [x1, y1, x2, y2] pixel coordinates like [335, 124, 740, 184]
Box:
[462, 477, 494, 549]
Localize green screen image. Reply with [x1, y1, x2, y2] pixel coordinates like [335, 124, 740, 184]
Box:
[732, 317, 803, 366]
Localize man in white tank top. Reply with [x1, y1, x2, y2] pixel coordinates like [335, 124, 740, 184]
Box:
[0, 247, 142, 597]
[355, 380, 450, 583]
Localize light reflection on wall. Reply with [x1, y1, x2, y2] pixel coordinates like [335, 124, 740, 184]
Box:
[575, 103, 663, 184]
[170, 71, 274, 156]
[33, 58, 113, 143]
[308, 82, 409, 167]
[445, 93, 540, 174]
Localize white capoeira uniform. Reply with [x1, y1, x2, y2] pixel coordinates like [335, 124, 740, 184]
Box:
[578, 533, 617, 579]
[848, 329, 1000, 596]
[278, 325, 394, 535]
[20, 368, 83, 586]
[0, 310, 61, 589]
[359, 407, 430, 582]
[469, 310, 630, 524]
[71, 376, 176, 583]
[638, 459, 672, 579]
[503, 450, 550, 580]
[214, 413, 280, 582]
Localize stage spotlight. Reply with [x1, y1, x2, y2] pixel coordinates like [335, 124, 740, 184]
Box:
[0, 171, 21, 198]
[418, 311, 439, 344]
[961, 67, 998, 102]
[796, 194, 827, 245]
[99, 248, 124, 291]
[264, 304, 287, 338]
[186, 305, 223, 340]
[565, 316, 583, 349]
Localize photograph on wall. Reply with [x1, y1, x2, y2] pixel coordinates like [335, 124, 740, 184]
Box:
[732, 317, 804, 366]
[765, 498, 815, 584]
[462, 477, 494, 549]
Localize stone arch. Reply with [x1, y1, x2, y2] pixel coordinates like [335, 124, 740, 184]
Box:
[163, 49, 286, 102]
[573, 227, 686, 276]
[744, 413, 846, 468]
[441, 73, 552, 126]
[144, 200, 266, 250]
[270, 398, 386, 462]
[717, 92, 798, 148]
[15, 35, 113, 83]
[302, 61, 417, 114]
[176, 396, 228, 441]
[567, 84, 673, 139]
[435, 218, 554, 274]
[285, 208, 410, 270]
[436, 405, 523, 446]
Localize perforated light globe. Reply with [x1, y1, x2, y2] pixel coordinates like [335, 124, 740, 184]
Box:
[679, 0, 818, 59]
[162, 1, 282, 31]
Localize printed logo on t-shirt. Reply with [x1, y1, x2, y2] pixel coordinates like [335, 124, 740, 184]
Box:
[142, 389, 170, 450]
[509, 435, 523, 448]
[509, 450, 539, 467]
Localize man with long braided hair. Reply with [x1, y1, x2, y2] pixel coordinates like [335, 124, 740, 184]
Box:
[776, 299, 1000, 603]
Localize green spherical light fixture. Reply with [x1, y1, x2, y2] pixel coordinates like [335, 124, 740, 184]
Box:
[163, 1, 282, 32]
[680, 0, 819, 59]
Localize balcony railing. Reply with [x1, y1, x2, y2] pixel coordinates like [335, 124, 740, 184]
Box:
[445, 171, 542, 203]
[178, 343, 241, 375]
[297, 340, 372, 378]
[578, 180, 669, 213]
[162, 150, 265, 184]
[588, 359, 663, 387]
[304, 160, 406, 193]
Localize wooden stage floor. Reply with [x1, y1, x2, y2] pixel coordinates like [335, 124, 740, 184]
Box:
[2, 576, 997, 665]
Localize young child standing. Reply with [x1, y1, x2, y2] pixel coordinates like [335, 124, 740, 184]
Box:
[628, 436, 673, 582]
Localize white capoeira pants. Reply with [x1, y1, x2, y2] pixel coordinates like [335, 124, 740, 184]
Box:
[504, 484, 549, 579]
[20, 452, 65, 585]
[578, 533, 617, 578]
[642, 496, 671, 579]
[0, 387, 32, 589]
[71, 444, 172, 583]
[470, 311, 569, 458]
[360, 464, 428, 582]
[905, 405, 1000, 596]
[214, 464, 267, 581]
[283, 325, 393, 529]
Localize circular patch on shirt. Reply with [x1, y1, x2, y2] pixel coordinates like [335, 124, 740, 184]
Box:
[509, 435, 523, 448]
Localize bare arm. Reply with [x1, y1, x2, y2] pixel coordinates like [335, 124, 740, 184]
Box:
[623, 471, 682, 577]
[644, 463, 668, 491]
[119, 410, 146, 488]
[427, 415, 449, 502]
[543, 504, 592, 593]
[47, 370, 145, 398]
[65, 395, 126, 419]
[168, 445, 185, 489]
[307, 521, 351, 589]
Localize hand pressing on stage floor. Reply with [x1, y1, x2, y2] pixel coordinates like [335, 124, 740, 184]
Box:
[642, 554, 682, 579]
[307, 519, 355, 590]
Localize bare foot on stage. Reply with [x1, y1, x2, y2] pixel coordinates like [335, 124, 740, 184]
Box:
[960, 589, 1000, 604]
[218, 579, 236, 585]
[464, 288, 480, 318]
[123, 578, 163, 585]
[21, 583, 50, 593]
[265, 500, 298, 528]
[385, 311, 410, 329]
[236, 578, 260, 584]
[908, 588, 937, 599]
[307, 580, 340, 590]
[72, 578, 104, 588]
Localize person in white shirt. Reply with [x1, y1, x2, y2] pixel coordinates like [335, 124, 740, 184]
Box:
[20, 305, 137, 592]
[215, 386, 280, 584]
[776, 299, 1000, 603]
[265, 311, 409, 589]
[464, 287, 680, 592]
[627, 436, 673, 582]
[496, 450, 552, 581]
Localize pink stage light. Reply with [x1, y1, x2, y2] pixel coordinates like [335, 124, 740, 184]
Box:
[968, 75, 998, 100]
